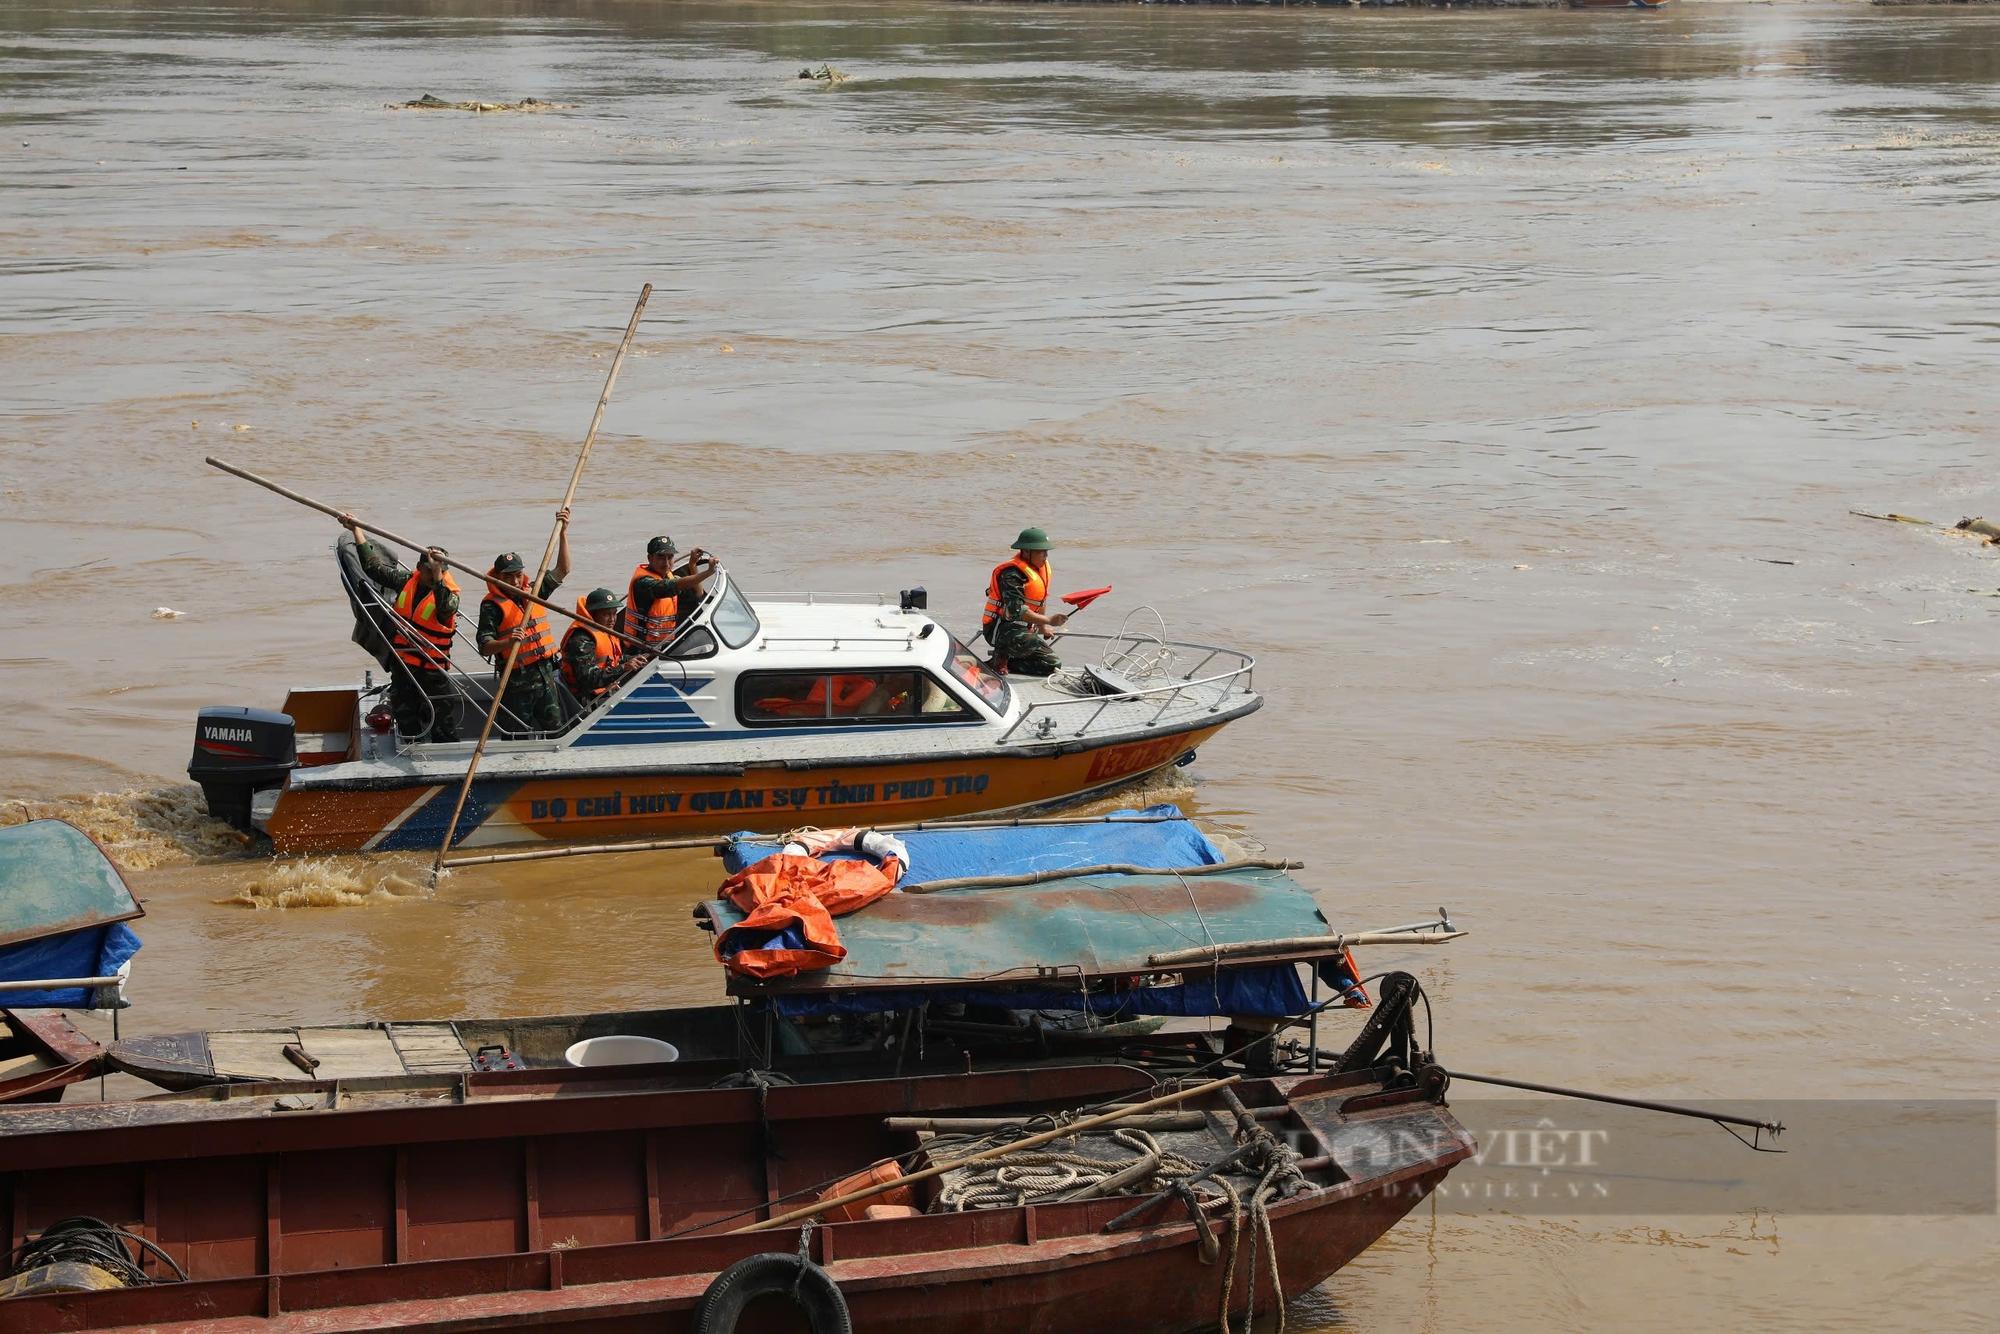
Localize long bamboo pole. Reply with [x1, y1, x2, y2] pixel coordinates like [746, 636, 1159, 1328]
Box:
[436, 813, 1191, 870]
[731, 1074, 1240, 1233]
[1147, 930, 1465, 968]
[206, 457, 659, 656]
[430, 285, 653, 885]
[903, 857, 1302, 896]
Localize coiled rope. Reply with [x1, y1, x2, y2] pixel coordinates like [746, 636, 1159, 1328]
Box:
[933, 1128, 1208, 1211]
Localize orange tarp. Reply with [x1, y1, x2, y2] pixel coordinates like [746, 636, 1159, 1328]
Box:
[713, 853, 901, 979]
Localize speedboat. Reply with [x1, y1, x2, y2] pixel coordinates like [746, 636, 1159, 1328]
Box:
[189, 543, 1262, 854]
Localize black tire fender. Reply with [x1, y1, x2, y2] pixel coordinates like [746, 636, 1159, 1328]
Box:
[691, 1252, 852, 1334]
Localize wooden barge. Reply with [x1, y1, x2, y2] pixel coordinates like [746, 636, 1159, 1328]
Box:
[2, 812, 1472, 1329]
[0, 1059, 1470, 1334]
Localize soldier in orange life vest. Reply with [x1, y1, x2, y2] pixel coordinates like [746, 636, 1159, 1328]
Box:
[621, 535, 719, 647]
[339, 515, 462, 742]
[477, 508, 573, 734]
[981, 526, 1067, 677]
[561, 588, 637, 704]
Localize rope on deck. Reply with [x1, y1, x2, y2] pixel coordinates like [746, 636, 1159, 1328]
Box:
[932, 1128, 1207, 1211]
[927, 1102, 1308, 1334]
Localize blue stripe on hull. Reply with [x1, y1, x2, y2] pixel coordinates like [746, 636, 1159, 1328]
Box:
[373, 779, 524, 851]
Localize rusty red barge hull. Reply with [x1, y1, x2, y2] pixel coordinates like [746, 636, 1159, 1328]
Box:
[0, 1063, 1471, 1333]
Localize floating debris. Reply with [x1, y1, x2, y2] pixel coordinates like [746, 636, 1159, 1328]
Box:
[1850, 509, 1936, 526]
[1955, 516, 2000, 543]
[797, 63, 850, 85]
[151, 606, 186, 619]
[391, 94, 574, 113]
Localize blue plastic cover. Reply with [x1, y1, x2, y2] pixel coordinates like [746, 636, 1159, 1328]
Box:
[723, 805, 1222, 882]
[0, 921, 142, 1008]
[768, 961, 1308, 1019]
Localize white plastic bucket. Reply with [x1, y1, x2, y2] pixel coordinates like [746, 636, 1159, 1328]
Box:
[564, 1036, 680, 1068]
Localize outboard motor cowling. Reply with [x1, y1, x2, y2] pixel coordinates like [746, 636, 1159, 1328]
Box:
[188, 706, 297, 832]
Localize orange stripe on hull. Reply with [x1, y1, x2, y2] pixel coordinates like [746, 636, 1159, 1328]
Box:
[265, 726, 1222, 856]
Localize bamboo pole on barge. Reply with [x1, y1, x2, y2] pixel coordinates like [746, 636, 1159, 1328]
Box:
[1147, 930, 1465, 967]
[436, 812, 1191, 870]
[903, 857, 1301, 895]
[732, 1074, 1240, 1233]
[429, 284, 653, 887]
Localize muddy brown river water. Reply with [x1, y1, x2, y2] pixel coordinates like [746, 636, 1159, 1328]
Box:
[4, 1, 1999, 1329]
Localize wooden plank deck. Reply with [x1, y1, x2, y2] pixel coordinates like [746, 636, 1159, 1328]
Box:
[298, 1026, 406, 1080]
[204, 1028, 302, 1081]
[386, 1022, 473, 1074]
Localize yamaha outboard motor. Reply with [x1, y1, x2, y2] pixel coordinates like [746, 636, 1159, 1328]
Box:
[188, 706, 298, 832]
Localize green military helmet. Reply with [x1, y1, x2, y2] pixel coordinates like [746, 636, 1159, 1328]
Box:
[647, 535, 676, 557]
[1012, 526, 1053, 551]
[492, 551, 525, 575]
[584, 587, 621, 613]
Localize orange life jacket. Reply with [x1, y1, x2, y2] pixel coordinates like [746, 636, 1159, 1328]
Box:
[619, 563, 677, 645]
[982, 555, 1050, 633]
[713, 852, 902, 979]
[560, 597, 624, 699]
[481, 577, 557, 669]
[392, 570, 459, 671]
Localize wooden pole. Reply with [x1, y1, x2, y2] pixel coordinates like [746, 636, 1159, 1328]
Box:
[435, 812, 1190, 871]
[1147, 930, 1465, 968]
[429, 285, 653, 886]
[205, 457, 659, 656]
[903, 858, 1302, 896]
[732, 1074, 1240, 1233]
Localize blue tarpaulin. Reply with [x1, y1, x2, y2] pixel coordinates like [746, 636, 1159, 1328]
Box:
[768, 962, 1308, 1020]
[724, 805, 1223, 882]
[0, 921, 142, 1008]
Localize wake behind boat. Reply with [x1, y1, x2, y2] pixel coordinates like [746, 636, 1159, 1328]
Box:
[191, 538, 1261, 855]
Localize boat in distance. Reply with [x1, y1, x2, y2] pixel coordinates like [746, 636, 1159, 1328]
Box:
[189, 545, 1262, 854]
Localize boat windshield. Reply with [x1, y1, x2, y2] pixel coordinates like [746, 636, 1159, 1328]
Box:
[946, 637, 1011, 714]
[710, 575, 761, 650]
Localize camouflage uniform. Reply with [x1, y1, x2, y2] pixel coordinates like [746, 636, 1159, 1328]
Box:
[477, 571, 565, 733]
[563, 621, 627, 700]
[991, 565, 1061, 678]
[356, 540, 461, 742]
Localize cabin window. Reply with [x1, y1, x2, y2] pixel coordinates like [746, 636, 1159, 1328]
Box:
[711, 577, 761, 650]
[945, 637, 1011, 714]
[739, 671, 972, 726]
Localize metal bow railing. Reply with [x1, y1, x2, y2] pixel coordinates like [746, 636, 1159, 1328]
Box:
[995, 632, 1257, 744]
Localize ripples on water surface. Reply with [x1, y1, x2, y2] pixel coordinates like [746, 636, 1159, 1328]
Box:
[3, 2, 1999, 1330]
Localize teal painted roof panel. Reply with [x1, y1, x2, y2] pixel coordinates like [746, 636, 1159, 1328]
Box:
[0, 820, 144, 949]
[707, 866, 1330, 993]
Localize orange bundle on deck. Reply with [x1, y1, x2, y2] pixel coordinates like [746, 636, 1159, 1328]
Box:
[712, 852, 902, 979]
